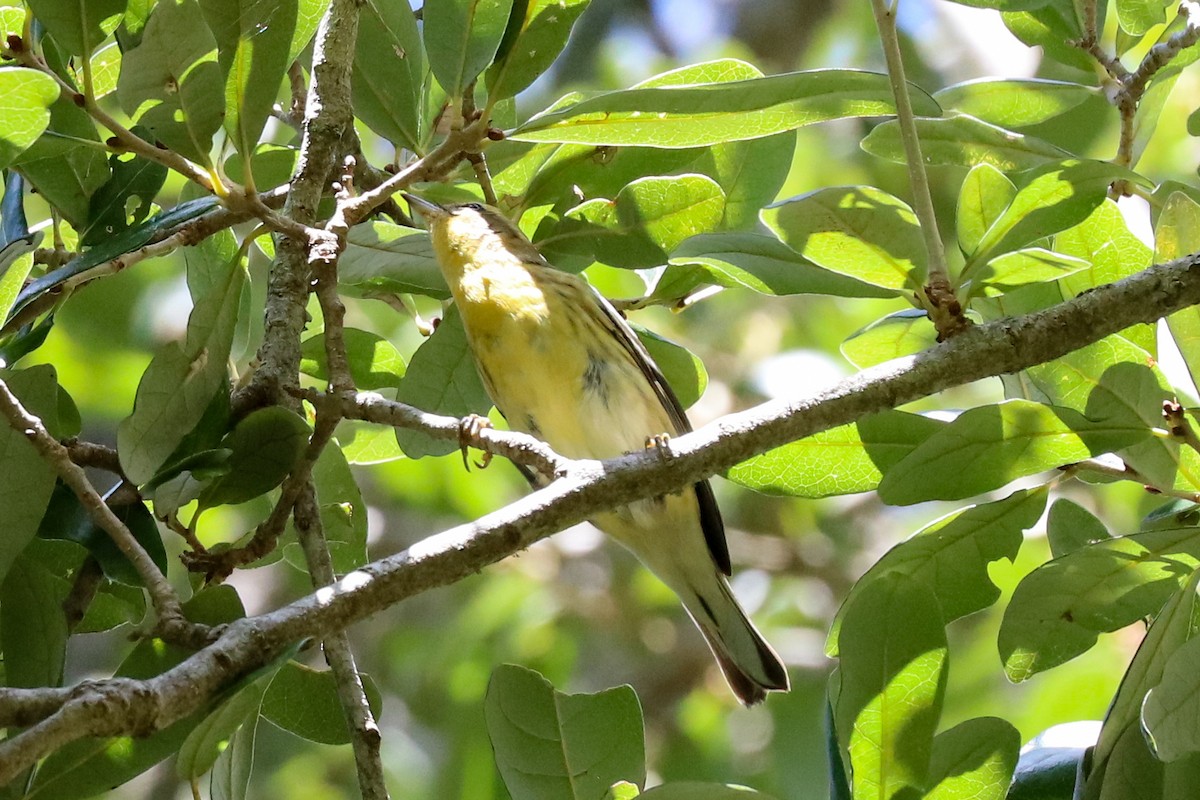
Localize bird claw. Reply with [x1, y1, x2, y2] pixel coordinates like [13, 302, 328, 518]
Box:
[459, 414, 494, 471]
[645, 432, 672, 460]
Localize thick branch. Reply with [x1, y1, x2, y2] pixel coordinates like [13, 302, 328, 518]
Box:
[3, 251, 1200, 783]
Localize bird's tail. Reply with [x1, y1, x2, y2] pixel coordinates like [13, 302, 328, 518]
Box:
[681, 575, 789, 705]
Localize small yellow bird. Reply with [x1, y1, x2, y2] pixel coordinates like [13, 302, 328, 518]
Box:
[405, 194, 788, 704]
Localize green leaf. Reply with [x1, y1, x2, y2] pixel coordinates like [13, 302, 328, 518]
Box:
[964, 160, 1149, 276]
[353, 0, 426, 152]
[197, 406, 310, 509]
[1002, 3, 1095, 71]
[925, 717, 1021, 800]
[177, 667, 271, 780]
[862, 113, 1072, 171]
[26, 0, 125, 55]
[210, 705, 258, 800]
[1082, 568, 1200, 798]
[339, 422, 405, 465]
[762, 186, 926, 292]
[999, 528, 1200, 681]
[956, 163, 1016, 257]
[840, 309, 938, 369]
[1158, 193, 1200, 394]
[877, 399, 1151, 505]
[394, 308, 492, 458]
[485, 0, 590, 101]
[0, 68, 60, 170]
[423, 0, 514, 98]
[26, 586, 247, 800]
[1116, 0, 1172, 35]
[728, 410, 944, 498]
[300, 328, 407, 390]
[1143, 629, 1200, 761]
[513, 69, 940, 148]
[1023, 346, 1181, 489]
[0, 553, 68, 688]
[0, 366, 60, 585]
[971, 248, 1090, 297]
[0, 245, 36, 342]
[283, 443, 368, 573]
[78, 149, 168, 246]
[211, 0, 297, 160]
[117, 230, 244, 483]
[88, 40, 123, 98]
[1047, 497, 1111, 558]
[633, 326, 706, 410]
[934, 79, 1101, 127]
[834, 573, 946, 800]
[37, 484, 169, 585]
[1055, 198, 1152, 297]
[669, 232, 897, 299]
[485, 664, 646, 800]
[827, 488, 1046, 656]
[556, 174, 726, 269]
[116, 0, 223, 165]
[338, 220, 449, 299]
[260, 662, 382, 745]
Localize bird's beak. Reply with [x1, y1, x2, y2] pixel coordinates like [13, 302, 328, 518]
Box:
[403, 193, 446, 222]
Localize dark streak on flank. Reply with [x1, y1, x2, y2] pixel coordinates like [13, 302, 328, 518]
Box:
[583, 351, 609, 402]
[525, 414, 541, 436]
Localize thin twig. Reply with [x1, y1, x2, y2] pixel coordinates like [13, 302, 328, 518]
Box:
[294, 486, 390, 800]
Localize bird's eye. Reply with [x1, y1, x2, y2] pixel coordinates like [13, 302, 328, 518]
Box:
[462, 202, 484, 212]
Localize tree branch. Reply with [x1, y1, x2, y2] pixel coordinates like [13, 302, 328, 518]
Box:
[4, 250, 1200, 784]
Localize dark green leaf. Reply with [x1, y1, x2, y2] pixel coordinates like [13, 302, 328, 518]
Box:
[635, 785, 778, 799]
[828, 488, 1046, 656]
[485, 0, 590, 101]
[197, 406, 310, 509]
[423, 0, 514, 97]
[633, 326, 706, 410]
[999, 528, 1200, 681]
[26, 0, 125, 55]
[0, 366, 60, 585]
[485, 663, 646, 800]
[513, 69, 940, 148]
[116, 0, 223, 165]
[261, 662, 382, 745]
[37, 483, 168, 585]
[878, 399, 1151, 505]
[79, 148, 168, 246]
[300, 328, 407, 390]
[1047, 498, 1111, 558]
[354, 0, 427, 152]
[117, 229, 243, 483]
[177, 667, 271, 780]
[0, 553, 68, 688]
[210, 708, 258, 800]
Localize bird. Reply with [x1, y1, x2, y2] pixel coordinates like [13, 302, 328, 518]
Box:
[404, 193, 789, 705]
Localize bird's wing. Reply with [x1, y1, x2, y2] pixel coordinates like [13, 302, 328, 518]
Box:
[590, 291, 732, 576]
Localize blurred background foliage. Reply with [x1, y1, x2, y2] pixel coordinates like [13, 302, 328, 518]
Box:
[14, 0, 1193, 796]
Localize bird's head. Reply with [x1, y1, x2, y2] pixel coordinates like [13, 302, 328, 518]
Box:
[403, 194, 541, 271]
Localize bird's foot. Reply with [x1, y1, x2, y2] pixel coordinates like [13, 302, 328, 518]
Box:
[458, 414, 494, 471]
[645, 432, 672, 461]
